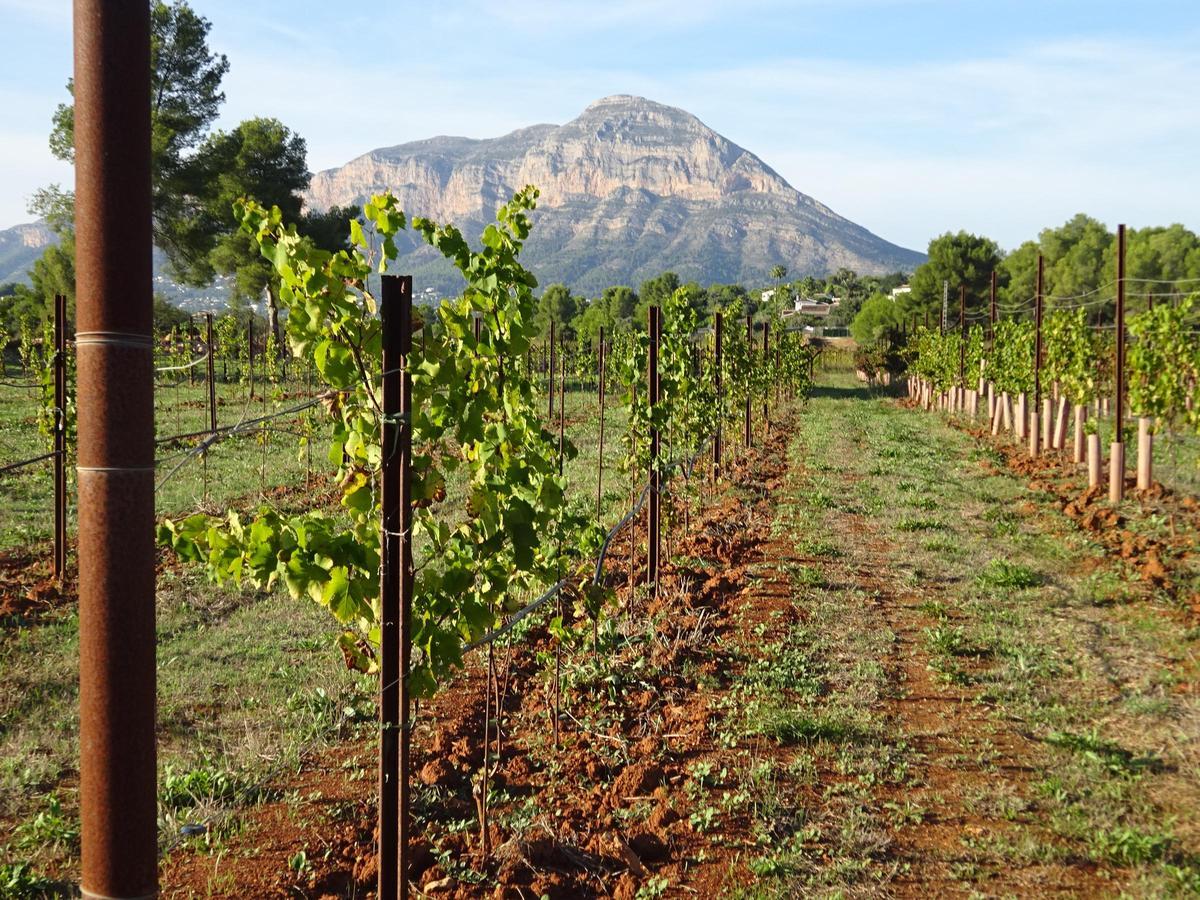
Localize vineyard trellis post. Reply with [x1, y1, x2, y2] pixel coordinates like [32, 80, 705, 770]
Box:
[958, 284, 966, 412]
[596, 325, 605, 520]
[744, 315, 752, 448]
[713, 312, 723, 479]
[378, 274, 413, 900]
[648, 305, 661, 592]
[73, 1, 158, 896]
[206, 312, 217, 433]
[988, 271, 997, 344]
[554, 343, 567, 746]
[53, 292, 67, 580]
[1111, 223, 1127, 503]
[1031, 255, 1044, 457]
[548, 320, 556, 420]
[762, 322, 770, 431]
[248, 318, 255, 399]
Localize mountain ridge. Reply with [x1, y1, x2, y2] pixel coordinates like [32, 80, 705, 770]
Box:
[2, 96, 924, 300]
[305, 95, 923, 294]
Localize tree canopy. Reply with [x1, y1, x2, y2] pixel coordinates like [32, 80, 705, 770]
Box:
[903, 231, 1002, 325]
[850, 293, 903, 344]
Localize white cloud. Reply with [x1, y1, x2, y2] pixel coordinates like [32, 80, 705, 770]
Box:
[674, 35, 1200, 248]
[2, 10, 1197, 257]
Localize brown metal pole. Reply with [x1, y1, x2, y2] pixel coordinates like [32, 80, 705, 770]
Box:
[744, 316, 752, 448]
[1111, 224, 1127, 503]
[54, 293, 68, 580]
[73, 0, 157, 896]
[547, 320, 556, 420]
[713, 313, 723, 478]
[1032, 256, 1044, 457]
[1114, 225, 1127, 433]
[959, 284, 967, 387]
[381, 275, 414, 898]
[247, 319, 255, 399]
[205, 313, 217, 433]
[989, 271, 997, 345]
[648, 306, 660, 589]
[559, 346, 566, 460]
[596, 326, 605, 521]
[762, 322, 770, 429]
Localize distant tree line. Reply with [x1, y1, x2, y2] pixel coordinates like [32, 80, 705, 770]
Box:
[528, 268, 912, 345]
[850, 214, 1200, 346]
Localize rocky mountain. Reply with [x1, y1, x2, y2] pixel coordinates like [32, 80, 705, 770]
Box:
[0, 221, 55, 285]
[0, 220, 236, 313]
[307, 95, 924, 295]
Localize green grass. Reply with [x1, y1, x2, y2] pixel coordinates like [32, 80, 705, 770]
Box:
[0, 368, 648, 884]
[4, 357, 1199, 894]
[728, 363, 1200, 895]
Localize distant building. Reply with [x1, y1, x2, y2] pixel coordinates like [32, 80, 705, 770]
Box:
[890, 285, 912, 301]
[792, 293, 837, 317]
[794, 301, 832, 317]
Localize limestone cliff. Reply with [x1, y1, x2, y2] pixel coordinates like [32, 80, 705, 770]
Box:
[306, 96, 923, 295]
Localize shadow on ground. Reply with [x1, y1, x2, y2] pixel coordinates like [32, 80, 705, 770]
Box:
[808, 380, 905, 402]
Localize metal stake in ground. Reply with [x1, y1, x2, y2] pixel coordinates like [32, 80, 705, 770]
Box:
[548, 320, 556, 420]
[205, 313, 217, 433]
[648, 306, 661, 592]
[553, 345, 566, 747]
[989, 271, 997, 345]
[54, 293, 67, 580]
[958, 284, 967, 395]
[597, 326, 605, 520]
[762, 322, 770, 432]
[1031, 256, 1044, 458]
[1111, 224, 1127, 503]
[713, 313, 723, 479]
[744, 315, 753, 449]
[248, 318, 255, 399]
[379, 274, 413, 900]
[73, 1, 157, 896]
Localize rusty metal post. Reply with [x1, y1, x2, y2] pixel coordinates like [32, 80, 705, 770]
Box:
[989, 271, 997, 345]
[958, 284, 967, 389]
[54, 293, 68, 580]
[247, 319, 255, 399]
[762, 322, 770, 430]
[596, 326, 605, 521]
[648, 306, 661, 590]
[73, 1, 157, 897]
[744, 316, 753, 448]
[713, 313, 723, 479]
[379, 274, 413, 899]
[559, 344, 566, 460]
[1111, 224, 1127, 503]
[205, 313, 217, 433]
[1031, 256, 1044, 458]
[547, 321, 556, 420]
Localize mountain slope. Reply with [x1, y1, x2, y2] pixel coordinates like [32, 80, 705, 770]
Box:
[307, 95, 924, 294]
[0, 221, 55, 285]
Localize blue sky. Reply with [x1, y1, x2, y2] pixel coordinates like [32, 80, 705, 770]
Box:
[2, 0, 1199, 254]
